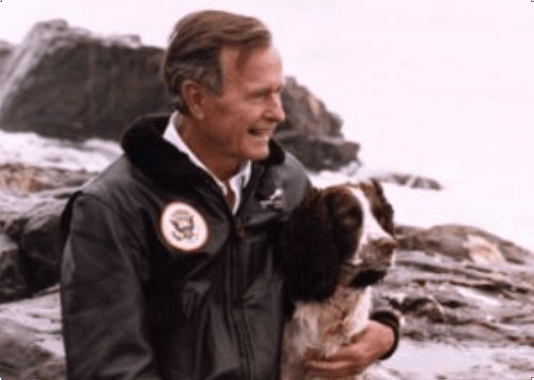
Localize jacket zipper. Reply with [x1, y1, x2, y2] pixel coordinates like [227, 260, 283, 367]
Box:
[229, 234, 253, 380]
[210, 177, 253, 380]
[228, 171, 263, 380]
[209, 168, 264, 380]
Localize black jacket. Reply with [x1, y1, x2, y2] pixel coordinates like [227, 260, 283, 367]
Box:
[60, 114, 398, 380]
[61, 114, 311, 380]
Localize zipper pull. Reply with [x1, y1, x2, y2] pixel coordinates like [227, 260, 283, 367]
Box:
[234, 218, 246, 240]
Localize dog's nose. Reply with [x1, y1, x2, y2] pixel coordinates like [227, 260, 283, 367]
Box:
[374, 237, 397, 256]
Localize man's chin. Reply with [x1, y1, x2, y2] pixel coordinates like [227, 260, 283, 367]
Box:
[246, 144, 270, 162]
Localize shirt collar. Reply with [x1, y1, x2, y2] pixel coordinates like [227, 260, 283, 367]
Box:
[163, 112, 252, 213]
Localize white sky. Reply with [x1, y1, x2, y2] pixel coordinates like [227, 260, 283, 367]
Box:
[0, 0, 315, 47]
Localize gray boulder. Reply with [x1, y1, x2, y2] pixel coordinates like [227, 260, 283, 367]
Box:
[396, 223, 534, 266]
[375, 223, 534, 347]
[0, 234, 30, 301]
[0, 289, 65, 380]
[0, 39, 15, 77]
[277, 77, 360, 171]
[371, 171, 443, 190]
[0, 19, 169, 141]
[4, 198, 68, 293]
[0, 163, 95, 193]
[0, 164, 94, 301]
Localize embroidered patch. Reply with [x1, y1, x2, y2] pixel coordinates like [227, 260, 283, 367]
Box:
[160, 202, 209, 252]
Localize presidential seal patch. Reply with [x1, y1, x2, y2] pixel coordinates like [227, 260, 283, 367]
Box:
[160, 202, 209, 252]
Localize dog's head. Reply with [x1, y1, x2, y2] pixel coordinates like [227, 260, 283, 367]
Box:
[280, 180, 396, 302]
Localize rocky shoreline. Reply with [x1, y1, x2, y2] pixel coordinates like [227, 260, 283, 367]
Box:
[1, 162, 533, 379]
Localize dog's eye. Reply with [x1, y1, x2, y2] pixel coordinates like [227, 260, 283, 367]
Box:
[341, 206, 362, 226]
[334, 206, 362, 253]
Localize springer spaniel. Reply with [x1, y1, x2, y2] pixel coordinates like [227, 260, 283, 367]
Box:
[279, 180, 396, 380]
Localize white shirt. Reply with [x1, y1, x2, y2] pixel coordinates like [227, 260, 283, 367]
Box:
[163, 112, 252, 214]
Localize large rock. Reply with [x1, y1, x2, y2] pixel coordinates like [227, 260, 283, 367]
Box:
[396, 223, 534, 266]
[276, 77, 360, 171]
[0, 164, 94, 301]
[0, 20, 360, 171]
[0, 19, 169, 141]
[4, 197, 69, 294]
[0, 39, 15, 77]
[0, 234, 30, 302]
[366, 223, 534, 378]
[370, 171, 443, 190]
[0, 288, 65, 380]
[0, 163, 95, 193]
[375, 223, 534, 347]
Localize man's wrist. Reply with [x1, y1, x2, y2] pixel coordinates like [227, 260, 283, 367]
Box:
[369, 311, 400, 360]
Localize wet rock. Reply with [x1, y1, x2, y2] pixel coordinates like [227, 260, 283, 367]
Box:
[0, 39, 15, 77]
[371, 171, 443, 190]
[0, 234, 30, 302]
[0, 164, 89, 301]
[0, 19, 169, 141]
[276, 77, 360, 171]
[275, 130, 359, 172]
[279, 77, 343, 137]
[395, 224, 534, 266]
[4, 198, 68, 293]
[359, 223, 534, 377]
[374, 224, 534, 348]
[0, 288, 65, 380]
[0, 163, 95, 193]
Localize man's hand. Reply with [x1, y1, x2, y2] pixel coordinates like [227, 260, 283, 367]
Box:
[304, 320, 395, 378]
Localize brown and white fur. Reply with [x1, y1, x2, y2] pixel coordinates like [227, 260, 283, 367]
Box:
[279, 180, 396, 380]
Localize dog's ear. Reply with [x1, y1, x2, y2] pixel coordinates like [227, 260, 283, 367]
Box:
[324, 186, 363, 259]
[279, 188, 343, 302]
[367, 180, 395, 235]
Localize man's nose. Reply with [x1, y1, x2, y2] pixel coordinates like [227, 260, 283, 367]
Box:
[266, 93, 285, 123]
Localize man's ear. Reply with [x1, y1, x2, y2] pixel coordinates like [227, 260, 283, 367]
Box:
[181, 79, 206, 120]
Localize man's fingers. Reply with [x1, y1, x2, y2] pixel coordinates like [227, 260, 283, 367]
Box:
[306, 357, 365, 377]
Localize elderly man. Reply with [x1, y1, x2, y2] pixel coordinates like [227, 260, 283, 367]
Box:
[60, 10, 399, 380]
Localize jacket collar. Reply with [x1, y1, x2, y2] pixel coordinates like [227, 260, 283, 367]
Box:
[121, 114, 286, 191]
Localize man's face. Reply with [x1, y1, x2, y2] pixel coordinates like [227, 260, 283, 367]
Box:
[198, 45, 285, 169]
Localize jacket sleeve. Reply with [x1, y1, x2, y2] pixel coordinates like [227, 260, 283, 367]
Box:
[369, 296, 401, 360]
[60, 193, 162, 380]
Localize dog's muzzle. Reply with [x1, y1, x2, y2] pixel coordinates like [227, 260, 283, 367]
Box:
[341, 264, 388, 288]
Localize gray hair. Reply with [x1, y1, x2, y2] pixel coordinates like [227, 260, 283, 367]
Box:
[162, 10, 272, 114]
